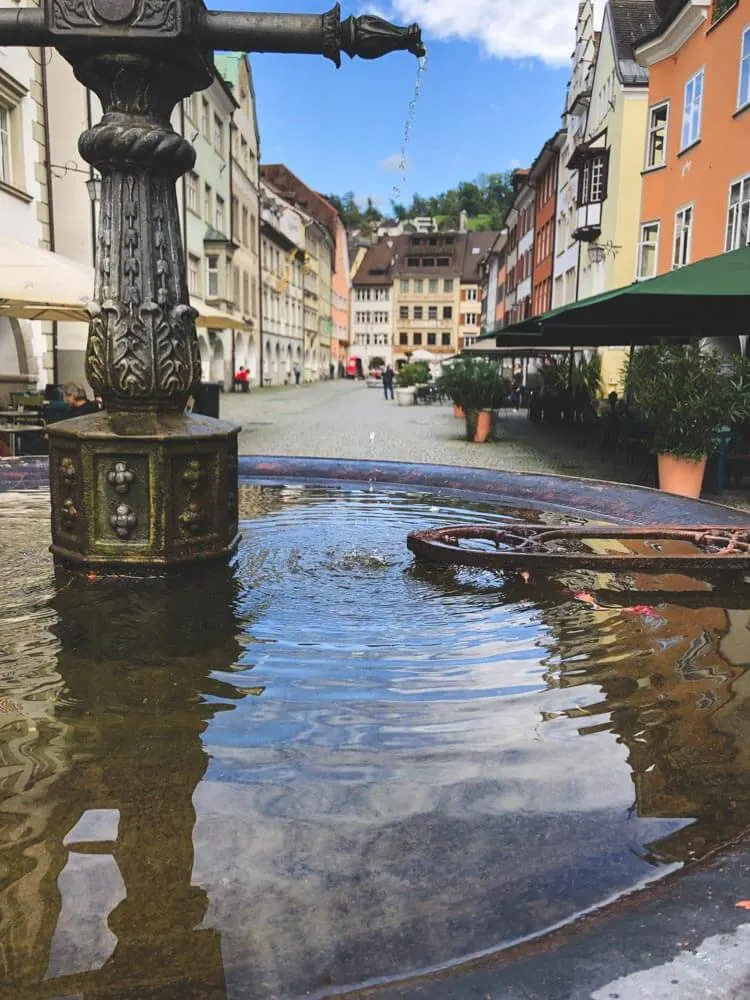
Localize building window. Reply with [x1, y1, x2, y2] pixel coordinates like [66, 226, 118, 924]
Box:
[441, 332, 451, 346]
[579, 153, 607, 204]
[466, 287, 477, 301]
[231, 196, 239, 236]
[725, 175, 750, 251]
[443, 279, 453, 293]
[428, 279, 438, 292]
[437, 256, 450, 266]
[206, 254, 219, 297]
[216, 195, 225, 233]
[673, 205, 693, 269]
[241, 206, 248, 247]
[186, 171, 199, 214]
[422, 257, 435, 267]
[204, 184, 212, 223]
[242, 271, 249, 314]
[637, 221, 660, 279]
[681, 69, 703, 150]
[413, 306, 423, 319]
[399, 305, 408, 319]
[428, 306, 438, 319]
[249, 214, 257, 253]
[464, 313, 477, 326]
[399, 332, 408, 345]
[739, 28, 750, 109]
[414, 279, 423, 293]
[400, 279, 409, 292]
[213, 114, 224, 156]
[413, 333, 422, 345]
[188, 254, 200, 295]
[646, 103, 668, 169]
[407, 256, 420, 266]
[201, 99, 210, 138]
[442, 306, 452, 320]
[427, 332, 436, 345]
[233, 265, 240, 306]
[0, 105, 11, 185]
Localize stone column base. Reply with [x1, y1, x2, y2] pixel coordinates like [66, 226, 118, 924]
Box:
[48, 411, 239, 573]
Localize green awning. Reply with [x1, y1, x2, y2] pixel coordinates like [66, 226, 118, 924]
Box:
[481, 245, 750, 346]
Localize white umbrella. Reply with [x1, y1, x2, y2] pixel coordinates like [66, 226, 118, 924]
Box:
[0, 234, 252, 330]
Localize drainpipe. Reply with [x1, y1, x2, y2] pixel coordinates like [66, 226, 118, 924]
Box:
[228, 114, 236, 381]
[40, 49, 58, 385]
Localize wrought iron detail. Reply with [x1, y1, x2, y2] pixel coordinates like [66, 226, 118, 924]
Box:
[110, 503, 138, 539]
[107, 461, 137, 494]
[407, 525, 750, 572]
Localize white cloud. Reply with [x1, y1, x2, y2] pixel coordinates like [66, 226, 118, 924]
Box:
[389, 0, 599, 66]
[378, 152, 409, 173]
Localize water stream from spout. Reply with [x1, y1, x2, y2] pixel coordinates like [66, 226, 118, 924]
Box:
[392, 53, 427, 203]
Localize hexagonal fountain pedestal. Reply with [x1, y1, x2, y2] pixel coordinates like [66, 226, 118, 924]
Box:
[48, 411, 239, 571]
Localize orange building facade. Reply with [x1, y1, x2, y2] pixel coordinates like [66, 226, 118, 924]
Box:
[637, 0, 750, 291]
[530, 133, 563, 319]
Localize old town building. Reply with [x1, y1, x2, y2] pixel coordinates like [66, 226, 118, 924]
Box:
[635, 0, 750, 355]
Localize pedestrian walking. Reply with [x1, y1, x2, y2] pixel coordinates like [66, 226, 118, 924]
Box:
[382, 365, 395, 401]
[293, 363, 301, 385]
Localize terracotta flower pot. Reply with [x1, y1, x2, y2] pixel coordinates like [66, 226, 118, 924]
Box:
[453, 404, 465, 419]
[657, 454, 707, 498]
[473, 409, 492, 444]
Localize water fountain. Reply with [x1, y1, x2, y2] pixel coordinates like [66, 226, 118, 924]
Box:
[2, 3, 750, 998]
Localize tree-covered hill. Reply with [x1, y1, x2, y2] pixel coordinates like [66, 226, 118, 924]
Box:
[325, 172, 514, 233]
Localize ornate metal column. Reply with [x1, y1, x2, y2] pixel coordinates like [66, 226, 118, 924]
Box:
[0, 0, 423, 572]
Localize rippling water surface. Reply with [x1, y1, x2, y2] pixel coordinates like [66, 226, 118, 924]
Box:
[1, 484, 750, 1000]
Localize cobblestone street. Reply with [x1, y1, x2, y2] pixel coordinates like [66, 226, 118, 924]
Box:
[220, 380, 750, 510]
[223, 379, 575, 471]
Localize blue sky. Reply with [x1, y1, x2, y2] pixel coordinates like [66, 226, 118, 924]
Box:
[218, 0, 589, 210]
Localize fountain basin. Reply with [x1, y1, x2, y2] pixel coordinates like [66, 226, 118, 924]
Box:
[1, 456, 749, 1000]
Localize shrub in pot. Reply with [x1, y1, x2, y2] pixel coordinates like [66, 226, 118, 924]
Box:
[438, 358, 508, 442]
[625, 342, 750, 497]
[395, 361, 429, 404]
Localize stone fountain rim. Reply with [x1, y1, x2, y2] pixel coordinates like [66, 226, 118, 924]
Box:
[1, 454, 748, 527]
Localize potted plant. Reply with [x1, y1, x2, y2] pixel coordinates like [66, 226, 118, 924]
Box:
[395, 362, 427, 405]
[438, 357, 508, 442]
[625, 342, 750, 497]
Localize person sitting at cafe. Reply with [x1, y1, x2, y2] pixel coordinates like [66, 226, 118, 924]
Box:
[62, 382, 99, 417]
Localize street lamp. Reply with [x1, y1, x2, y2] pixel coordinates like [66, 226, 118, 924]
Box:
[85, 175, 102, 204]
[0, 0, 423, 573]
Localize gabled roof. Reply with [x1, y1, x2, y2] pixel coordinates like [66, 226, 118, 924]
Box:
[461, 232, 502, 283]
[351, 238, 395, 286]
[608, 0, 663, 83]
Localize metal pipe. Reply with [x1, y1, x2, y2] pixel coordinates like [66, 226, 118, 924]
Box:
[40, 48, 59, 387]
[0, 8, 45, 45]
[201, 11, 329, 56]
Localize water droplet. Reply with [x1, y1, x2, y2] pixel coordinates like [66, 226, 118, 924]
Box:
[392, 51, 427, 202]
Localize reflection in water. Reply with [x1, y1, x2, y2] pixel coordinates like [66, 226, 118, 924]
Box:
[1, 568, 245, 1000]
[1, 486, 750, 999]
[539, 587, 750, 863]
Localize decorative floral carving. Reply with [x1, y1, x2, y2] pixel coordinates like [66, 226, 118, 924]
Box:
[86, 302, 108, 396]
[59, 457, 77, 486]
[60, 498, 79, 531]
[110, 503, 138, 538]
[107, 461, 136, 494]
[182, 458, 204, 491]
[178, 502, 208, 537]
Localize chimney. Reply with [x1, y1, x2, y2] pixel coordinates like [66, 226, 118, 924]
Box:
[459, 209, 468, 232]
